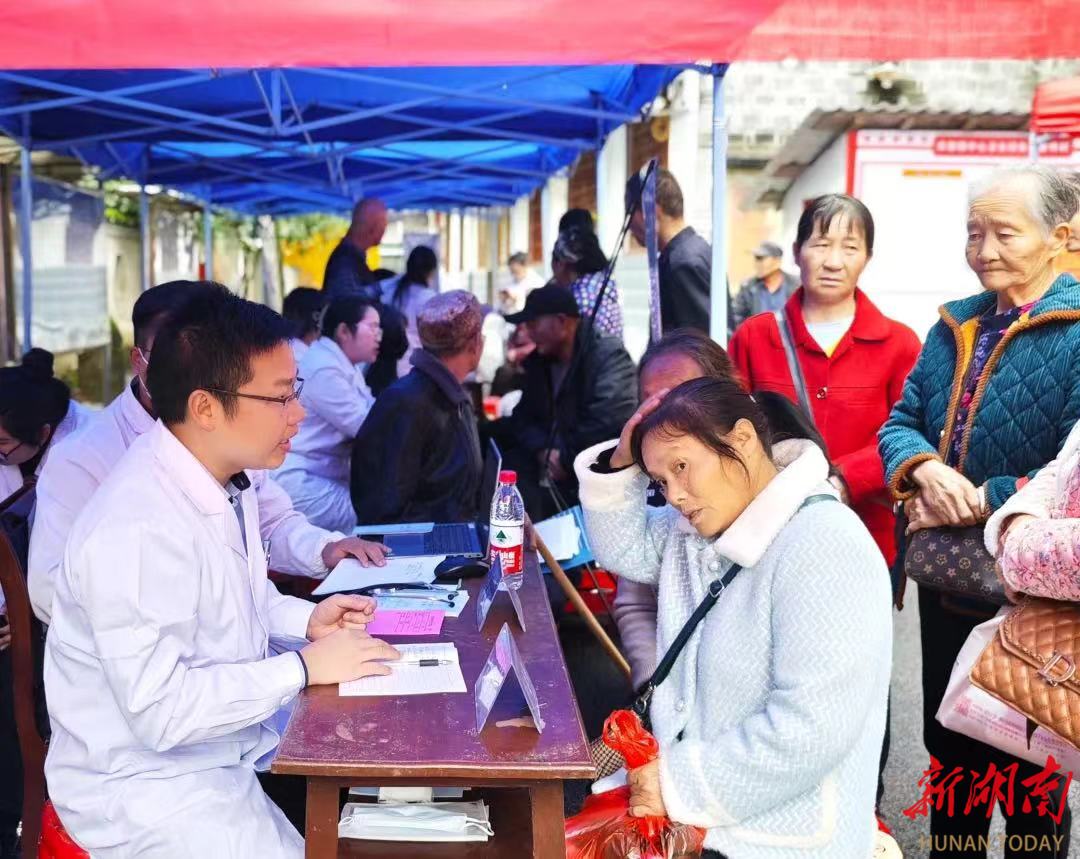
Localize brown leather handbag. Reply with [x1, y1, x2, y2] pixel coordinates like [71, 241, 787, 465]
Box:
[970, 597, 1080, 751]
[904, 525, 1010, 606]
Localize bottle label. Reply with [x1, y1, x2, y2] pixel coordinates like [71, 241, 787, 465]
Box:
[489, 524, 524, 576]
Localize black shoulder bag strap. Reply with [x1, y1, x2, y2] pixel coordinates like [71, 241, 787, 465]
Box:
[773, 309, 816, 425]
[630, 493, 835, 726]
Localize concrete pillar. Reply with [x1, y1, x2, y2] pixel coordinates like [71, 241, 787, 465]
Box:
[448, 210, 462, 273]
[540, 175, 569, 277]
[667, 71, 701, 209]
[596, 124, 628, 256]
[462, 210, 480, 274]
[509, 195, 530, 257]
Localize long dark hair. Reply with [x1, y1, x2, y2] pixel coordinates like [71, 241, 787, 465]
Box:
[0, 349, 72, 445]
[393, 245, 438, 310]
[630, 377, 772, 478]
[553, 227, 609, 277]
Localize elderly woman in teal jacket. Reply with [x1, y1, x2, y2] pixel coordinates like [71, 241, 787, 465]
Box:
[879, 165, 1079, 859]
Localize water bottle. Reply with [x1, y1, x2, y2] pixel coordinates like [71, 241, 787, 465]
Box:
[489, 470, 526, 588]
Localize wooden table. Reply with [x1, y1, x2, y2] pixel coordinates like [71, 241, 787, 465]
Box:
[272, 554, 595, 858]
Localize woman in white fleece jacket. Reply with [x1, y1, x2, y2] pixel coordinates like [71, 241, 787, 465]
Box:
[575, 377, 891, 859]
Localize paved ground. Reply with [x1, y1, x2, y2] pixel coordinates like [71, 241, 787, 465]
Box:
[559, 585, 1077, 857]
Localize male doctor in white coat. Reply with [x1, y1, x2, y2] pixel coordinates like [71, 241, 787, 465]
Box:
[29, 280, 389, 625]
[44, 285, 400, 856]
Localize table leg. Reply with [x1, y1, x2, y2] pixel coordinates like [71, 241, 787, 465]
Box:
[304, 777, 339, 859]
[529, 781, 565, 859]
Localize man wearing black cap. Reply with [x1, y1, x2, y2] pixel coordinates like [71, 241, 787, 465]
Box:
[493, 284, 636, 519]
[730, 241, 799, 331]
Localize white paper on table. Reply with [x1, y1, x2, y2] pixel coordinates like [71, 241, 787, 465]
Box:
[338, 800, 491, 842]
[375, 590, 471, 618]
[534, 511, 580, 561]
[313, 556, 443, 596]
[340, 643, 466, 697]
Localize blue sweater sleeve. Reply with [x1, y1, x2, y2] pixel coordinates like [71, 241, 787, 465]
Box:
[878, 331, 941, 499]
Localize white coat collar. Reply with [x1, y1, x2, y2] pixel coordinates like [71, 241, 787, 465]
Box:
[687, 442, 832, 569]
[120, 380, 156, 437]
[149, 421, 245, 517]
[307, 336, 358, 376]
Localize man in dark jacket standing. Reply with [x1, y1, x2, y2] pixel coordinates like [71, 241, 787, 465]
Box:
[626, 168, 711, 333]
[323, 198, 388, 300]
[493, 284, 637, 519]
[350, 291, 485, 524]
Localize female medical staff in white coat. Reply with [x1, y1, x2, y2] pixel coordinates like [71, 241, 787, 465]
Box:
[0, 350, 90, 621]
[273, 295, 381, 531]
[0, 349, 90, 503]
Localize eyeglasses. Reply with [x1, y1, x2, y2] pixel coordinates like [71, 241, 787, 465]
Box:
[205, 378, 304, 409]
[0, 440, 25, 466]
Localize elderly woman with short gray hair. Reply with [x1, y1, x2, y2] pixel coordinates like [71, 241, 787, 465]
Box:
[879, 165, 1079, 858]
[349, 290, 486, 524]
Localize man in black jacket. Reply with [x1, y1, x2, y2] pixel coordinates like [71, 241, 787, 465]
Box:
[350, 291, 485, 524]
[626, 168, 712, 333]
[493, 284, 637, 519]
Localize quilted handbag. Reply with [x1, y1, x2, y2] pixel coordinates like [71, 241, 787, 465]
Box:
[904, 525, 1009, 606]
[970, 597, 1080, 751]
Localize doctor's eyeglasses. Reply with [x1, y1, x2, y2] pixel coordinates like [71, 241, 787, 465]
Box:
[205, 378, 304, 410]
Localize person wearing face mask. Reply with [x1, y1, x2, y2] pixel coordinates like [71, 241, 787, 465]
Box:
[0, 349, 90, 506]
[574, 378, 891, 859]
[273, 296, 381, 532]
[729, 194, 921, 567]
[880, 166, 1080, 859]
[43, 285, 400, 858]
[29, 282, 388, 627]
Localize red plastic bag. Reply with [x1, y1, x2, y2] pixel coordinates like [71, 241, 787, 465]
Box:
[565, 710, 706, 859]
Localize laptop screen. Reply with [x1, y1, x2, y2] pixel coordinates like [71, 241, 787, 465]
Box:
[479, 438, 502, 526]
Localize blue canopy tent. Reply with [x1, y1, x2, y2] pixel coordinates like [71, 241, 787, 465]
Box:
[0, 64, 703, 347]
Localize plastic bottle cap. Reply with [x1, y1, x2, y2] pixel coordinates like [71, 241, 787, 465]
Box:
[498, 470, 517, 484]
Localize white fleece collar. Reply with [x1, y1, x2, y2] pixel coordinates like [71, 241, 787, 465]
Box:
[685, 443, 831, 569]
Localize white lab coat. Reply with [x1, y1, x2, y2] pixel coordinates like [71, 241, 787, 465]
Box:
[290, 337, 309, 365]
[273, 336, 374, 532]
[0, 400, 91, 614]
[0, 399, 91, 503]
[29, 382, 342, 624]
[45, 422, 312, 857]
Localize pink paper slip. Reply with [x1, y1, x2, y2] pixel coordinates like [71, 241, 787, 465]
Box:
[367, 610, 445, 636]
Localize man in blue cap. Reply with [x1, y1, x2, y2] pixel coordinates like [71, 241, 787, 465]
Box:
[730, 241, 799, 332]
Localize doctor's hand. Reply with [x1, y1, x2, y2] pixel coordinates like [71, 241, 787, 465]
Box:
[307, 594, 377, 641]
[300, 628, 400, 686]
[322, 536, 389, 570]
[627, 758, 667, 818]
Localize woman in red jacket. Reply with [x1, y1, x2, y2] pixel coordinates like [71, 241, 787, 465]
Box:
[729, 194, 920, 565]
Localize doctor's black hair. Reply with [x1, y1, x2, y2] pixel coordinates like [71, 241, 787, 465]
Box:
[321, 295, 379, 339]
[0, 349, 71, 445]
[147, 283, 293, 426]
[132, 280, 222, 350]
[282, 287, 327, 340]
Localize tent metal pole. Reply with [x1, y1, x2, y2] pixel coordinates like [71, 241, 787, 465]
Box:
[709, 64, 728, 342]
[18, 114, 33, 351]
[139, 189, 152, 292]
[203, 199, 214, 281]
